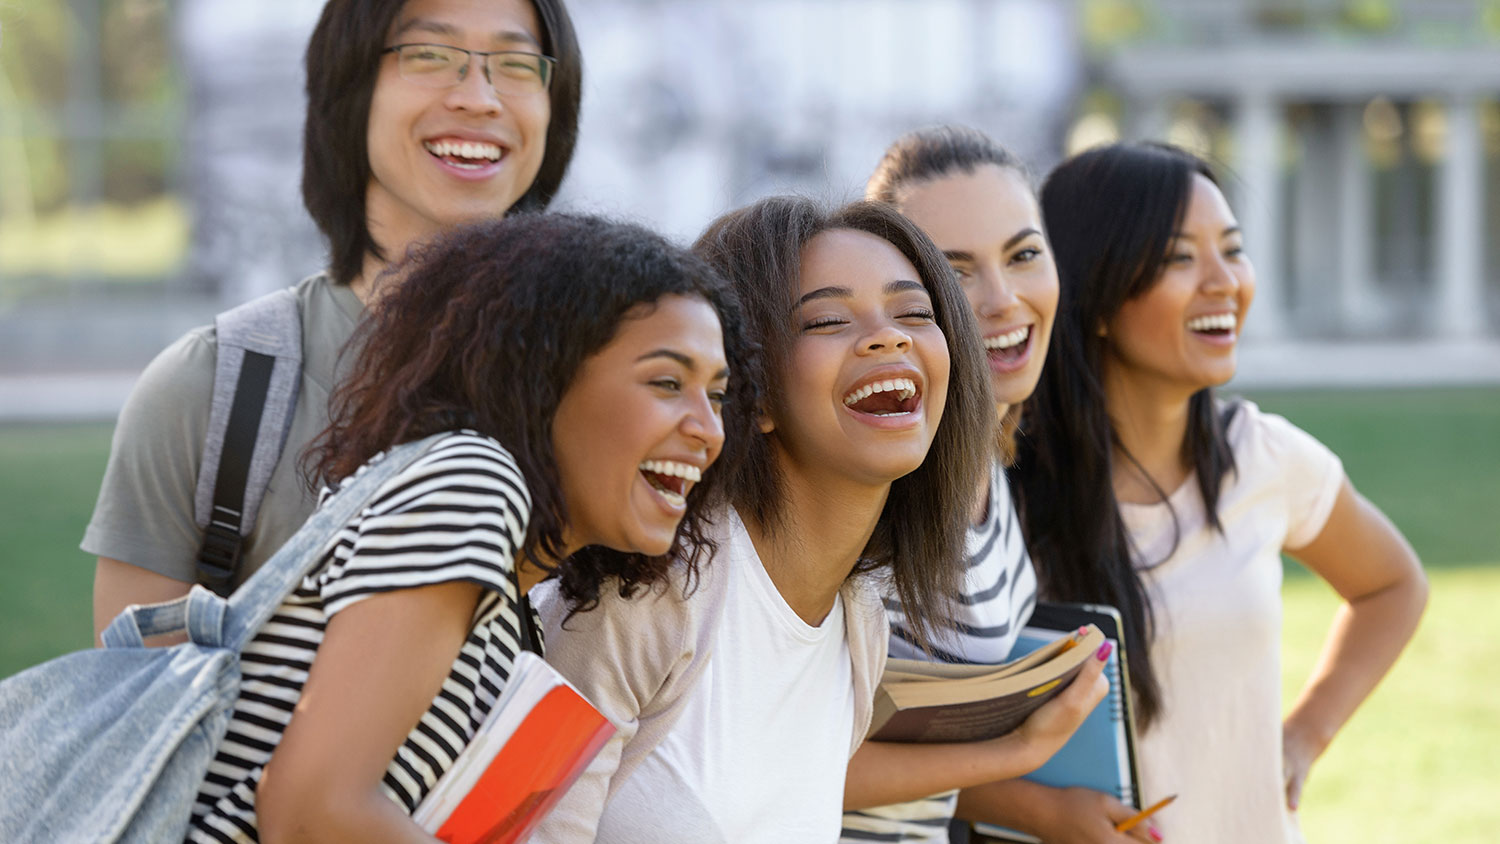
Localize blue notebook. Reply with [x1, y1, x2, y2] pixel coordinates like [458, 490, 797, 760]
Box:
[973, 602, 1141, 843]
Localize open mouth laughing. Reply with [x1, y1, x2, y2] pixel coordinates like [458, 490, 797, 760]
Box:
[842, 375, 922, 419]
[1186, 312, 1237, 340]
[983, 325, 1033, 371]
[638, 459, 702, 509]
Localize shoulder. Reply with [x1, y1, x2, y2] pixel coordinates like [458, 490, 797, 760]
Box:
[1222, 399, 1339, 474]
[362, 431, 531, 517]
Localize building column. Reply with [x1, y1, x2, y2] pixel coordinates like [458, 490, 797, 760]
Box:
[1234, 91, 1285, 339]
[1335, 102, 1377, 332]
[1436, 94, 1487, 338]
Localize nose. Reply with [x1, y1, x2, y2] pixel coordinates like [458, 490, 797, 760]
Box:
[858, 322, 913, 355]
[444, 55, 504, 115]
[680, 390, 726, 456]
[1200, 252, 1241, 296]
[976, 266, 1020, 319]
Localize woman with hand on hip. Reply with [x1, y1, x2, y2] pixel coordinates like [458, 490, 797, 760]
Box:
[993, 142, 1427, 843]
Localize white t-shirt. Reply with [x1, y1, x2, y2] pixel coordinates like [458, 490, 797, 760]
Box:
[1124, 402, 1342, 844]
[842, 459, 1039, 842]
[593, 512, 857, 843]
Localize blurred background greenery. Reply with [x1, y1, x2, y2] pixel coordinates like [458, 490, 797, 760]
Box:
[1, 0, 1497, 841]
[2, 386, 1497, 842]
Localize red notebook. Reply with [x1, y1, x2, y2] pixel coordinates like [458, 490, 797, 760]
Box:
[411, 651, 615, 844]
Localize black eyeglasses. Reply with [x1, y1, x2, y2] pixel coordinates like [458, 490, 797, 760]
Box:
[382, 43, 555, 96]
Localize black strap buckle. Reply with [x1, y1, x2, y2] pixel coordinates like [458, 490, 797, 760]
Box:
[196, 521, 243, 597]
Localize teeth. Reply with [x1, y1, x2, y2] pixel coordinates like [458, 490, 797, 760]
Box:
[656, 488, 685, 507]
[1186, 313, 1237, 332]
[842, 377, 917, 407]
[638, 460, 702, 482]
[984, 326, 1030, 351]
[423, 139, 503, 161]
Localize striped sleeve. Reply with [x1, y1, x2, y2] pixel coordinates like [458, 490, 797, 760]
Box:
[316, 433, 532, 617]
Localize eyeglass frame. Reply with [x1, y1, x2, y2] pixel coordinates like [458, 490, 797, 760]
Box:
[381, 42, 557, 95]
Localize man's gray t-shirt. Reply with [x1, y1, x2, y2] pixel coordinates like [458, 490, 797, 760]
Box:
[83, 273, 365, 588]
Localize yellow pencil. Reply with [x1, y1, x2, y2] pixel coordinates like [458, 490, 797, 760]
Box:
[1114, 794, 1177, 833]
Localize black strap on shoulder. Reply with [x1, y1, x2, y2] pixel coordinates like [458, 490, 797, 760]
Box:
[196, 350, 276, 596]
[507, 556, 542, 655]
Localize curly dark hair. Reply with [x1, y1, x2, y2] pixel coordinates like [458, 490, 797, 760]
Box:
[310, 213, 759, 613]
[693, 197, 993, 650]
[302, 0, 583, 285]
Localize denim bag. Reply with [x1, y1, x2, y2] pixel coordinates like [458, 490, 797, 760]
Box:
[0, 433, 446, 842]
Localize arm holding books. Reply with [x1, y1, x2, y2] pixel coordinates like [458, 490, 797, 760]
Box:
[956, 779, 1157, 843]
[1280, 479, 1427, 811]
[258, 581, 483, 844]
[843, 641, 1111, 810]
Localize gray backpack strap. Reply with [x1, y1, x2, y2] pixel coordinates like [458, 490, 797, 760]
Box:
[193, 287, 303, 595]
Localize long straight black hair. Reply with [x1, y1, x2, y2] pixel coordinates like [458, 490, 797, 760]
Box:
[1013, 143, 1239, 728]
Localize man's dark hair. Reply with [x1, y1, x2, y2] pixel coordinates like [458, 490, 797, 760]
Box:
[301, 0, 583, 285]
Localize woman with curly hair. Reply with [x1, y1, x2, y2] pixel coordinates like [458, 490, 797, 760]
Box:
[185, 213, 757, 843]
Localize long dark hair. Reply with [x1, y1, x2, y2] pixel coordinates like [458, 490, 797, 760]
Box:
[867, 124, 1032, 462]
[310, 214, 758, 613]
[302, 0, 583, 285]
[693, 197, 993, 648]
[1014, 142, 1239, 728]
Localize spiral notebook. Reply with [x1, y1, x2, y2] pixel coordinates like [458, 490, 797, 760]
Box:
[973, 602, 1142, 844]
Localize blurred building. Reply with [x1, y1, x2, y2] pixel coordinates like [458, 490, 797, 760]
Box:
[0, 0, 1497, 419]
[1077, 0, 1500, 383]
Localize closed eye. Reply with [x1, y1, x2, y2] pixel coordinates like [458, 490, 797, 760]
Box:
[802, 316, 847, 331]
[899, 307, 936, 322]
[649, 377, 682, 392]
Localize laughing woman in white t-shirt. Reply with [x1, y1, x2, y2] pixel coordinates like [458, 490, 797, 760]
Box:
[532, 198, 1108, 844]
[988, 143, 1429, 844]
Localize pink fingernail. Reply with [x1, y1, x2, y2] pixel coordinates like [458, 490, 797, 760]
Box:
[1148, 825, 1163, 842]
[1077, 626, 1089, 636]
[1095, 641, 1113, 662]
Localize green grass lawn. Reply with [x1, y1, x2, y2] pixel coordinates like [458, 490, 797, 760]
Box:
[1, 387, 1497, 839]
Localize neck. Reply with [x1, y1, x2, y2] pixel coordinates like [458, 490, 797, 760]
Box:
[1102, 361, 1195, 505]
[742, 456, 889, 627]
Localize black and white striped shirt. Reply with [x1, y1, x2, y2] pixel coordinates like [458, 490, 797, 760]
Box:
[841, 460, 1039, 843]
[188, 432, 532, 844]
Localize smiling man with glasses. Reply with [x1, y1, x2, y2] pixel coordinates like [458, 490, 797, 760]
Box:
[87, 0, 582, 662]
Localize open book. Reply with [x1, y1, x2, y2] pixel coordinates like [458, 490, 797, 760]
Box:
[411, 651, 615, 844]
[867, 624, 1105, 743]
[974, 603, 1143, 844]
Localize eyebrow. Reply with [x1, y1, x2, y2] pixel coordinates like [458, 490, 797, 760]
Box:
[796, 279, 927, 307]
[637, 349, 730, 380]
[392, 17, 541, 48]
[1004, 227, 1043, 251]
